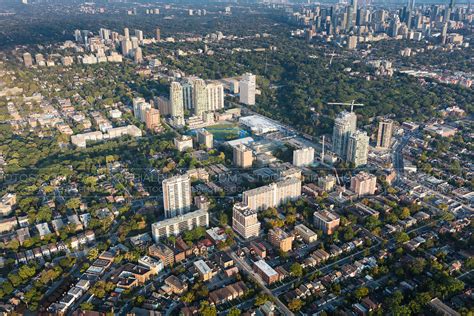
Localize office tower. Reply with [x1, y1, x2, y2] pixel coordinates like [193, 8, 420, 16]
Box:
[407, 0, 415, 29]
[441, 22, 448, 44]
[23, 53, 33, 67]
[124, 28, 130, 39]
[268, 228, 294, 252]
[232, 203, 261, 239]
[145, 108, 161, 130]
[233, 144, 253, 168]
[347, 6, 353, 30]
[347, 35, 358, 49]
[390, 16, 401, 37]
[445, 0, 455, 22]
[242, 178, 301, 211]
[121, 39, 132, 56]
[162, 174, 192, 218]
[193, 79, 208, 116]
[350, 171, 377, 196]
[376, 118, 393, 149]
[182, 80, 194, 110]
[293, 147, 315, 167]
[197, 129, 213, 149]
[155, 28, 161, 41]
[170, 82, 184, 118]
[239, 73, 256, 106]
[206, 83, 224, 111]
[152, 209, 209, 241]
[346, 130, 369, 167]
[332, 111, 357, 159]
[135, 29, 144, 43]
[134, 47, 143, 63]
[313, 210, 340, 235]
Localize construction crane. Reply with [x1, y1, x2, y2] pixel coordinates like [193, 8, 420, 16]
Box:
[327, 100, 364, 112]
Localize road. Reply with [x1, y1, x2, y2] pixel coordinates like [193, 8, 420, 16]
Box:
[228, 251, 295, 316]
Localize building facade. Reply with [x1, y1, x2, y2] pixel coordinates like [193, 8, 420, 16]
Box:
[151, 209, 209, 241]
[232, 203, 261, 239]
[162, 174, 192, 218]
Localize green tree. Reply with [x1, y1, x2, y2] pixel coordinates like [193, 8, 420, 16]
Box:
[354, 287, 369, 300]
[288, 298, 303, 312]
[228, 307, 241, 316]
[290, 263, 303, 277]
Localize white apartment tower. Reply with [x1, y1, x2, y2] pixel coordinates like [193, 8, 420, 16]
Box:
[346, 130, 369, 167]
[332, 111, 357, 159]
[206, 82, 224, 111]
[239, 73, 256, 106]
[243, 178, 302, 211]
[232, 203, 261, 239]
[293, 147, 315, 167]
[162, 174, 192, 218]
[170, 82, 184, 118]
[193, 79, 208, 116]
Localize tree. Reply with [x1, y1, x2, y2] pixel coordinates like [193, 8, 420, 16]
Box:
[87, 248, 99, 261]
[80, 302, 94, 311]
[65, 197, 81, 210]
[354, 287, 369, 300]
[228, 307, 241, 316]
[395, 232, 410, 244]
[288, 298, 303, 312]
[199, 301, 217, 316]
[255, 293, 271, 306]
[290, 263, 303, 277]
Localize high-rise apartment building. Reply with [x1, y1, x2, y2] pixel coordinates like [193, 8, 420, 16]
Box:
[182, 80, 194, 110]
[155, 28, 161, 41]
[350, 171, 377, 196]
[347, 35, 358, 49]
[134, 29, 144, 43]
[145, 108, 161, 130]
[133, 98, 151, 122]
[23, 53, 33, 67]
[232, 203, 261, 239]
[346, 130, 369, 167]
[242, 178, 302, 211]
[239, 73, 256, 106]
[206, 82, 224, 111]
[121, 39, 132, 56]
[193, 79, 208, 116]
[268, 227, 294, 252]
[376, 118, 393, 149]
[332, 111, 357, 158]
[293, 147, 315, 167]
[152, 209, 209, 241]
[233, 144, 253, 168]
[170, 82, 184, 118]
[134, 47, 143, 63]
[197, 129, 213, 149]
[162, 175, 192, 218]
[314, 210, 340, 235]
[124, 28, 130, 39]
